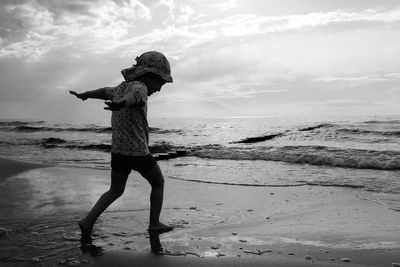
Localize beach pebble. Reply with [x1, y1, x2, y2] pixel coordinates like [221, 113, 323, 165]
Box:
[67, 261, 81, 266]
[329, 258, 335, 261]
[341, 258, 352, 262]
[211, 245, 221, 250]
[231, 232, 238, 235]
[392, 263, 400, 267]
[31, 257, 40, 263]
[304, 255, 313, 260]
[288, 252, 295, 256]
[247, 209, 254, 212]
[239, 239, 247, 243]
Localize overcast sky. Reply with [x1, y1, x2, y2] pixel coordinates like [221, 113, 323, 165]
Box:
[0, 0, 399, 122]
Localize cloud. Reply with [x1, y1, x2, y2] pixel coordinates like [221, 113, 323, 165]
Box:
[106, 7, 400, 61]
[176, 5, 194, 24]
[316, 72, 400, 82]
[211, 0, 240, 11]
[157, 0, 175, 17]
[3, 4, 400, 61]
[0, 0, 151, 60]
[210, 83, 288, 99]
[167, 8, 400, 42]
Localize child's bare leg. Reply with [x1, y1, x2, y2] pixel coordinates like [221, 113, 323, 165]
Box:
[141, 163, 172, 232]
[79, 170, 129, 237]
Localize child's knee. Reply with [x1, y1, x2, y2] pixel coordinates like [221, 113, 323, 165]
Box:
[150, 175, 164, 188]
[109, 186, 125, 197]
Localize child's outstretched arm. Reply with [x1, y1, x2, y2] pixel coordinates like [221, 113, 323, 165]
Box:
[69, 87, 112, 101]
[103, 90, 144, 111]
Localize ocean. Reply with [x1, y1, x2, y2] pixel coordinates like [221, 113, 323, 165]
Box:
[0, 115, 399, 212]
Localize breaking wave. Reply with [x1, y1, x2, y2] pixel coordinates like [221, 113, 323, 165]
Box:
[191, 145, 400, 170]
[28, 138, 185, 155]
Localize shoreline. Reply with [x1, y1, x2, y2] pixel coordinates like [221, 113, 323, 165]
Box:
[0, 158, 399, 266]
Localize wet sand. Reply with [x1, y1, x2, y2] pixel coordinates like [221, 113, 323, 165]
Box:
[0, 158, 399, 266]
[0, 158, 47, 182]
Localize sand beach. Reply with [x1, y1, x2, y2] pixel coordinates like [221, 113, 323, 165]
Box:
[0, 158, 399, 267]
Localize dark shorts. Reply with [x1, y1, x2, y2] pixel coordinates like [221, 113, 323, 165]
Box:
[111, 153, 157, 175]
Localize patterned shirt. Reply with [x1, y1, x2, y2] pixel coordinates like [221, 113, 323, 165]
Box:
[105, 81, 150, 156]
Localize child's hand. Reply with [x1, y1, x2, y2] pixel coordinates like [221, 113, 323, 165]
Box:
[104, 100, 126, 111]
[69, 90, 88, 101]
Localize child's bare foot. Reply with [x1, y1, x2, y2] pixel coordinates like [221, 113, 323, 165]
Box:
[79, 219, 93, 244]
[148, 222, 174, 233]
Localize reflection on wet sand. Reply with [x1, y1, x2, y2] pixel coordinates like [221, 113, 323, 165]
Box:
[149, 231, 163, 254]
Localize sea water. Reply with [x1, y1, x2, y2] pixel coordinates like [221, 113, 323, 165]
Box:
[0, 115, 399, 211]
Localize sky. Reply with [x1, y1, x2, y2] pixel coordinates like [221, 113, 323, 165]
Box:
[0, 0, 399, 121]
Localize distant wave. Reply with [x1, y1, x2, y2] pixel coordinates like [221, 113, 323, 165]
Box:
[8, 125, 112, 133]
[231, 131, 287, 144]
[149, 127, 184, 134]
[336, 128, 400, 137]
[298, 123, 334, 132]
[191, 145, 400, 170]
[230, 123, 336, 144]
[362, 120, 400, 124]
[3, 124, 183, 134]
[0, 120, 44, 126]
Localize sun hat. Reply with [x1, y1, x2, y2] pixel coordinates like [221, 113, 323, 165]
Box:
[121, 51, 173, 83]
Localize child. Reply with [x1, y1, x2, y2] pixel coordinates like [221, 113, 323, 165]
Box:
[69, 51, 174, 245]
